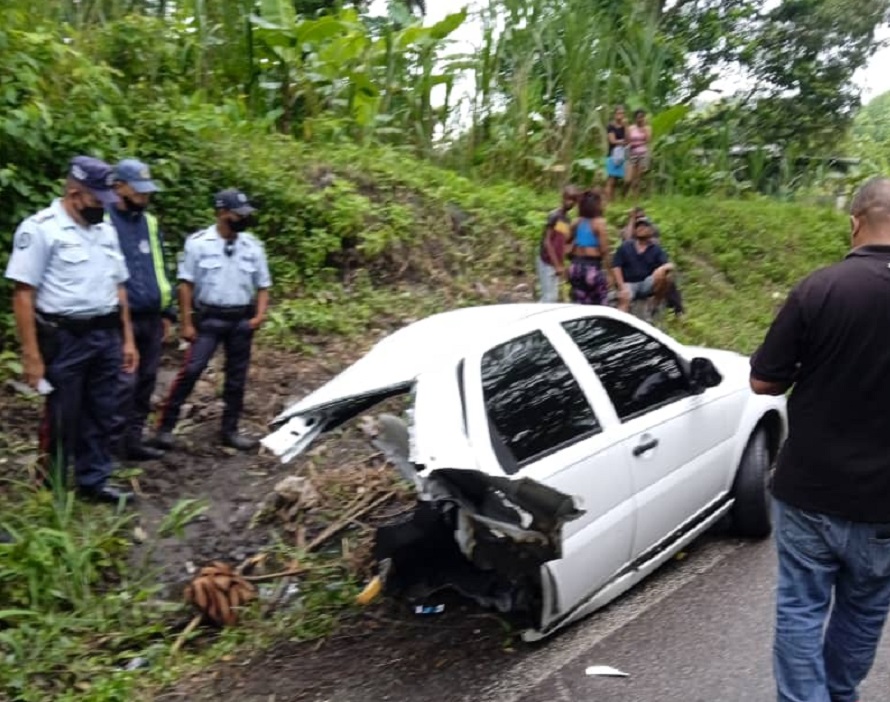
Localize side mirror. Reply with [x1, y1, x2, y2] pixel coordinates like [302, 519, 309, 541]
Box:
[689, 357, 722, 393]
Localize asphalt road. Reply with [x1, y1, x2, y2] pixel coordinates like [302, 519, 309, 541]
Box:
[470, 535, 890, 702]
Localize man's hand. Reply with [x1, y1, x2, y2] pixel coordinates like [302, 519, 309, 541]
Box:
[248, 316, 264, 331]
[618, 284, 632, 302]
[122, 340, 139, 374]
[22, 351, 45, 390]
[750, 376, 792, 396]
[181, 322, 197, 342]
[162, 318, 172, 343]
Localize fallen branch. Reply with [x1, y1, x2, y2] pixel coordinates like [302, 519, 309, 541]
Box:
[171, 614, 202, 655]
[306, 491, 397, 553]
[243, 567, 307, 583]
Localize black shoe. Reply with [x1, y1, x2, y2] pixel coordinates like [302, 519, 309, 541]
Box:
[153, 431, 175, 450]
[126, 442, 166, 461]
[221, 432, 259, 451]
[78, 484, 135, 506]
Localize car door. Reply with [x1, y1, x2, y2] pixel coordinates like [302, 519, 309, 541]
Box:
[462, 322, 636, 620]
[560, 314, 734, 558]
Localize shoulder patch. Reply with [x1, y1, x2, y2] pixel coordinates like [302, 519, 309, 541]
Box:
[15, 230, 33, 249]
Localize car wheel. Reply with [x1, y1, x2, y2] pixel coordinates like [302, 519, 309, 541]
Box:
[730, 429, 772, 539]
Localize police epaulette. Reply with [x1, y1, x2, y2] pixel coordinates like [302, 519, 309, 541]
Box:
[32, 210, 55, 224]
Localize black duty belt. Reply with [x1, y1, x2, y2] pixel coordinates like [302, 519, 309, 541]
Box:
[196, 304, 253, 320]
[37, 310, 121, 333]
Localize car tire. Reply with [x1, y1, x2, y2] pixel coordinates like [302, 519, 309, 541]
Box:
[730, 429, 772, 539]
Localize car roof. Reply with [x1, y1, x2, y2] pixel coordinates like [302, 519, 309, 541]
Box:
[272, 303, 580, 422]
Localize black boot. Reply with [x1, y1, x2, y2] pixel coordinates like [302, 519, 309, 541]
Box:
[152, 431, 176, 451]
[221, 432, 258, 451]
[77, 483, 135, 506]
[126, 440, 166, 461]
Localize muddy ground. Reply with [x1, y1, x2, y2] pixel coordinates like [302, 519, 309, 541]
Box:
[0, 284, 543, 702]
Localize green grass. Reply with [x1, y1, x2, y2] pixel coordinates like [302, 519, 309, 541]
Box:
[643, 196, 847, 353]
[0, 484, 362, 701]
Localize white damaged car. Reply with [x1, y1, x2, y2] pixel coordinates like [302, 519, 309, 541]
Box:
[262, 304, 787, 641]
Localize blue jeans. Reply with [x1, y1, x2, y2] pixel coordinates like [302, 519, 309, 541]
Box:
[536, 257, 559, 303]
[774, 498, 890, 702]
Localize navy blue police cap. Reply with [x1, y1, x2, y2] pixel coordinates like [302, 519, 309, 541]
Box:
[69, 156, 119, 205]
[214, 188, 256, 216]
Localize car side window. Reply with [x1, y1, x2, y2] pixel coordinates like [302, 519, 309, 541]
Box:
[481, 330, 601, 471]
[562, 317, 691, 421]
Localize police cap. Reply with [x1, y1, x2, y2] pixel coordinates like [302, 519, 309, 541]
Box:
[69, 156, 119, 205]
[214, 188, 256, 216]
[114, 158, 159, 193]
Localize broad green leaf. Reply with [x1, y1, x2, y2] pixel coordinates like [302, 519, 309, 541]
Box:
[297, 17, 349, 45]
[428, 9, 468, 40]
[257, 0, 296, 28]
[651, 104, 692, 140]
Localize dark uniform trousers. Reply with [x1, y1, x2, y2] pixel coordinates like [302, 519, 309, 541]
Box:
[113, 313, 164, 449]
[157, 314, 254, 435]
[38, 315, 122, 489]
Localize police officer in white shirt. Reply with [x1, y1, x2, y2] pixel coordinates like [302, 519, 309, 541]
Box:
[154, 188, 271, 451]
[5, 156, 138, 504]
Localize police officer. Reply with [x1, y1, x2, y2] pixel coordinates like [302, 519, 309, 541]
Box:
[5, 156, 138, 504]
[108, 159, 175, 461]
[154, 189, 271, 451]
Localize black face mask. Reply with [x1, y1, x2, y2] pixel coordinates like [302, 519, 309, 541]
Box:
[80, 205, 106, 226]
[229, 217, 250, 233]
[123, 196, 147, 214]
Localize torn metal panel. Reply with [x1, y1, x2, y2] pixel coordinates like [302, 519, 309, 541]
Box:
[262, 386, 411, 462]
[369, 465, 584, 631]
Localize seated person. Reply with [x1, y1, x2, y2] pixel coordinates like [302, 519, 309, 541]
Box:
[612, 217, 678, 316]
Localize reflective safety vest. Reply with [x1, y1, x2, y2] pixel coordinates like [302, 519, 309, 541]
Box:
[146, 213, 173, 311]
[105, 212, 173, 311]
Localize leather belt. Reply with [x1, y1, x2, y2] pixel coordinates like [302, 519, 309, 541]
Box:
[196, 304, 253, 320]
[36, 310, 121, 333]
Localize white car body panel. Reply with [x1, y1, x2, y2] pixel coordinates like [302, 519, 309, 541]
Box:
[527, 494, 735, 642]
[261, 304, 788, 641]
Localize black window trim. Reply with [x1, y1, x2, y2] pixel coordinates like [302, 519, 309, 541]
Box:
[457, 358, 468, 436]
[615, 392, 692, 424]
[512, 425, 603, 471]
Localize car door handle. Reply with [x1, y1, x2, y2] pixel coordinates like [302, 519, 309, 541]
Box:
[632, 437, 659, 457]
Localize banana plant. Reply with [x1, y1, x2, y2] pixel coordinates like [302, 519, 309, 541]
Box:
[250, 0, 466, 147]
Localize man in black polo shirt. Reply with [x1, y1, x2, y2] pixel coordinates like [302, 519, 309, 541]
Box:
[612, 217, 677, 316]
[751, 177, 890, 702]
